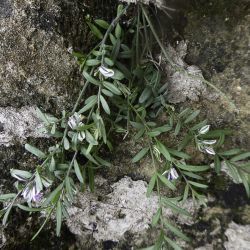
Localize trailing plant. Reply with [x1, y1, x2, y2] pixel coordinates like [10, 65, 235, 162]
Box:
[1, 3, 249, 249]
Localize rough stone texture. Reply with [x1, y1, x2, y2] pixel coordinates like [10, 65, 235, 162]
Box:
[183, 0, 250, 149]
[0, 106, 44, 146]
[0, 0, 85, 111]
[224, 222, 250, 250]
[67, 176, 198, 249]
[164, 41, 210, 103]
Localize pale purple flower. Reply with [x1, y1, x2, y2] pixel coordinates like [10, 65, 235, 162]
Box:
[163, 168, 179, 181]
[22, 185, 43, 203]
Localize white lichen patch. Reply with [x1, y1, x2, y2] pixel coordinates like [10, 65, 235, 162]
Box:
[0, 106, 44, 146]
[67, 176, 198, 246]
[163, 41, 210, 103]
[224, 222, 250, 250]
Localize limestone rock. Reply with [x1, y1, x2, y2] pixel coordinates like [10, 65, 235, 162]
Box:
[224, 222, 250, 250]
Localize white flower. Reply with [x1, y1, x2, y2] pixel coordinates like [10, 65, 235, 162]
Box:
[162, 168, 179, 181]
[198, 125, 210, 135]
[202, 140, 217, 145]
[68, 113, 82, 129]
[203, 146, 215, 155]
[99, 66, 114, 77]
[78, 131, 86, 141]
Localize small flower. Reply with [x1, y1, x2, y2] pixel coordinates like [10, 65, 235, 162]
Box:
[68, 113, 82, 130]
[203, 146, 215, 155]
[197, 140, 216, 155]
[78, 131, 86, 141]
[22, 185, 42, 203]
[163, 167, 179, 181]
[198, 125, 210, 135]
[99, 65, 114, 77]
[201, 139, 217, 145]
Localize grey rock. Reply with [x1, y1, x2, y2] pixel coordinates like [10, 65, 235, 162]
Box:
[0, 106, 44, 146]
[224, 222, 250, 250]
[0, 0, 83, 111]
[67, 176, 198, 249]
[0, 0, 13, 19]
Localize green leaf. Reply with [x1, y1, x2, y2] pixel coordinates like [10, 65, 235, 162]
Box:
[100, 95, 111, 115]
[182, 171, 204, 180]
[147, 173, 157, 197]
[17, 204, 44, 212]
[214, 155, 221, 174]
[85, 130, 98, 145]
[56, 201, 62, 236]
[225, 161, 240, 183]
[63, 137, 70, 150]
[43, 183, 63, 206]
[3, 205, 12, 226]
[81, 147, 99, 165]
[164, 221, 190, 241]
[35, 172, 43, 192]
[85, 59, 100, 66]
[153, 125, 172, 133]
[94, 155, 111, 167]
[101, 89, 113, 97]
[157, 141, 171, 161]
[132, 148, 149, 163]
[36, 108, 50, 125]
[188, 181, 208, 189]
[184, 110, 200, 124]
[0, 193, 16, 202]
[158, 174, 176, 191]
[104, 57, 114, 66]
[152, 208, 161, 226]
[147, 131, 161, 137]
[49, 156, 56, 172]
[174, 120, 181, 135]
[239, 170, 250, 197]
[178, 134, 193, 151]
[176, 163, 210, 172]
[65, 176, 73, 200]
[87, 22, 103, 39]
[74, 159, 84, 183]
[94, 19, 109, 29]
[219, 149, 242, 156]
[78, 96, 97, 114]
[134, 129, 145, 140]
[162, 198, 191, 217]
[111, 69, 125, 80]
[25, 144, 46, 159]
[168, 149, 191, 160]
[109, 33, 116, 45]
[83, 71, 100, 86]
[103, 81, 122, 95]
[115, 23, 122, 38]
[139, 87, 151, 103]
[200, 129, 232, 138]
[231, 152, 250, 162]
[183, 184, 189, 202]
[10, 169, 32, 180]
[164, 236, 182, 250]
[190, 120, 208, 131]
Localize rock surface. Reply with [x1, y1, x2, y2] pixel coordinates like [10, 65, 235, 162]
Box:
[67, 176, 198, 249]
[224, 222, 250, 250]
[0, 106, 43, 146]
